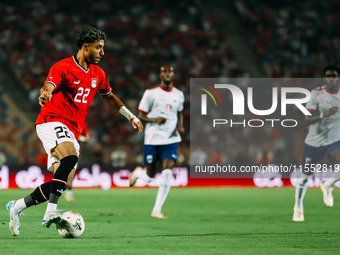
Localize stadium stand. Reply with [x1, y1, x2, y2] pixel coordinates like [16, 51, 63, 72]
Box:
[0, 0, 318, 167]
[1, 0, 243, 165]
[0, 89, 42, 164]
[234, 0, 340, 77]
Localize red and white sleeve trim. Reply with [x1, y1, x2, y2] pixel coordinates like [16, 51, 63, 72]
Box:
[138, 109, 148, 114]
[45, 81, 56, 88]
[100, 88, 112, 96]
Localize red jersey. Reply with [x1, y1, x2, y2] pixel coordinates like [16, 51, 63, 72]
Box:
[36, 56, 111, 140]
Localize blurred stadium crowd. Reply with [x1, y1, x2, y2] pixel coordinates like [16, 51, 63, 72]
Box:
[0, 0, 339, 168]
[235, 0, 340, 77]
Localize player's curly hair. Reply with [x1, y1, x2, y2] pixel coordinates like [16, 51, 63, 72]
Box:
[75, 27, 106, 49]
[323, 65, 340, 75]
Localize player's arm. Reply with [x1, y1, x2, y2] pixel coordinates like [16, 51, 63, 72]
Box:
[177, 111, 185, 134]
[137, 90, 166, 124]
[38, 82, 55, 106]
[305, 107, 338, 125]
[78, 131, 90, 143]
[79, 124, 90, 143]
[101, 92, 143, 134]
[137, 111, 167, 124]
[78, 135, 89, 143]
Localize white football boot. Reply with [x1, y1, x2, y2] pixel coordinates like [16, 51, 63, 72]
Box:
[293, 208, 304, 222]
[320, 182, 334, 207]
[6, 200, 24, 236]
[42, 210, 62, 228]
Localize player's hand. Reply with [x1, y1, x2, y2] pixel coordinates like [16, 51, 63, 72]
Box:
[178, 124, 185, 134]
[38, 89, 52, 106]
[130, 117, 143, 134]
[155, 117, 167, 124]
[324, 107, 338, 117]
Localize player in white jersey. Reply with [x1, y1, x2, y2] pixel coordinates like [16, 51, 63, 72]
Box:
[293, 65, 340, 222]
[129, 65, 185, 218]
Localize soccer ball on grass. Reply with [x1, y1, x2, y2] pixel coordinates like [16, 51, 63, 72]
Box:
[56, 211, 85, 238]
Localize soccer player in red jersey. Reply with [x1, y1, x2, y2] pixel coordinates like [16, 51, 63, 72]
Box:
[6, 27, 143, 236]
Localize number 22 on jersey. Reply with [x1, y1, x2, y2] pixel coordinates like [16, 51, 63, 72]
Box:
[74, 87, 90, 103]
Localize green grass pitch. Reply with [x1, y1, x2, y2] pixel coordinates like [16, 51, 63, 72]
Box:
[1, 188, 340, 255]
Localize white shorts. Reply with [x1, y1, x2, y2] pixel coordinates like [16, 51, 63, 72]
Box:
[36, 122, 80, 172]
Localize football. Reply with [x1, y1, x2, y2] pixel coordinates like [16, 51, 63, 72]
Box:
[56, 211, 85, 238]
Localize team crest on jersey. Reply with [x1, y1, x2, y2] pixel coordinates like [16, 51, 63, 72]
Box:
[91, 78, 97, 88]
[147, 155, 153, 164]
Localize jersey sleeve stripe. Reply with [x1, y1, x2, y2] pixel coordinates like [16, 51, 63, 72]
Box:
[100, 88, 112, 96]
[138, 109, 148, 114]
[45, 81, 56, 88]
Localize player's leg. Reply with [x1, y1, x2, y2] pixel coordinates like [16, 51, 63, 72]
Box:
[320, 180, 335, 207]
[151, 143, 177, 219]
[8, 162, 76, 214]
[293, 171, 311, 221]
[6, 180, 53, 236]
[151, 159, 174, 219]
[6, 165, 71, 235]
[5, 162, 77, 235]
[64, 183, 75, 203]
[64, 170, 76, 203]
[293, 144, 324, 221]
[129, 145, 156, 187]
[6, 122, 79, 234]
[9, 165, 77, 214]
[38, 122, 79, 227]
[64, 149, 79, 202]
[6, 166, 76, 235]
[42, 141, 78, 228]
[129, 165, 156, 187]
[51, 162, 76, 189]
[321, 143, 340, 206]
